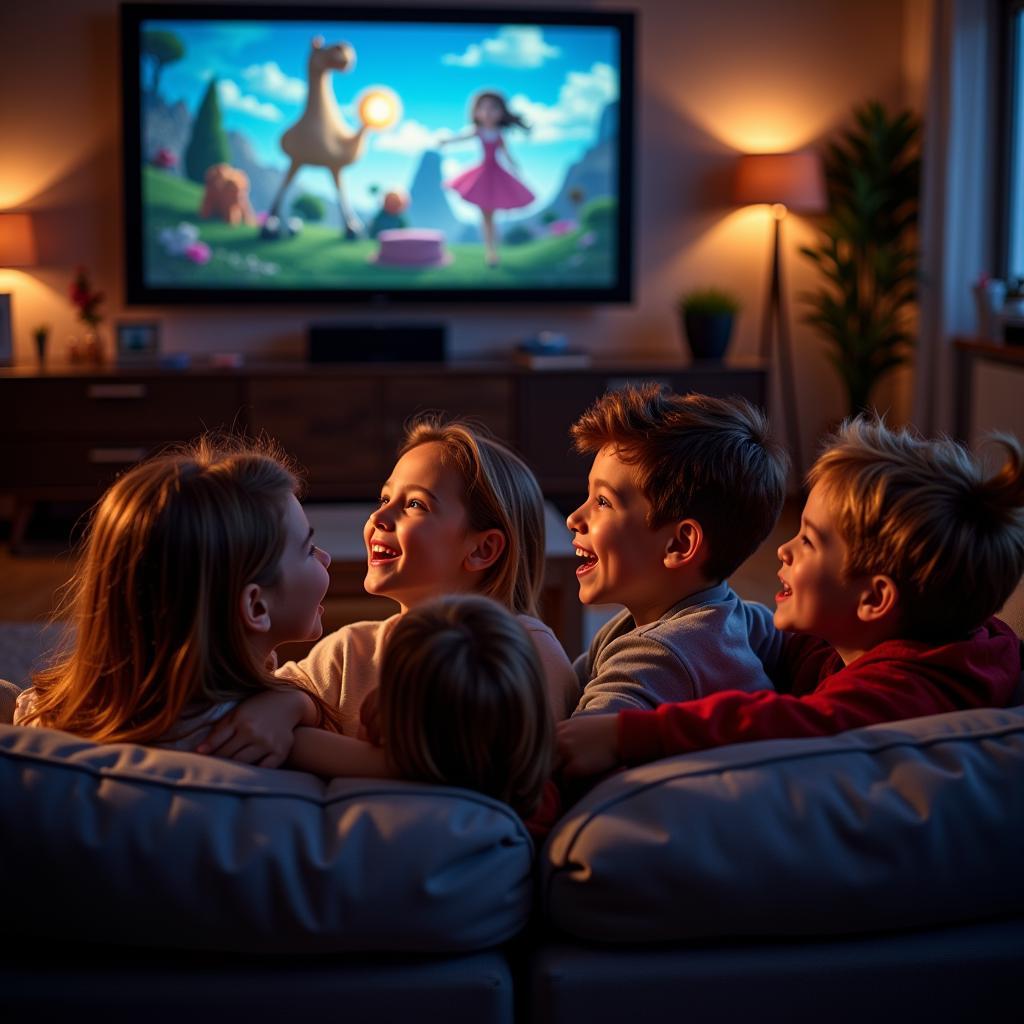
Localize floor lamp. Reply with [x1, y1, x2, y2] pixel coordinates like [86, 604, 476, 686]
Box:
[733, 153, 825, 484]
[0, 212, 38, 367]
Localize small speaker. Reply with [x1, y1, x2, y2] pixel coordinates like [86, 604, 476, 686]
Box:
[307, 322, 447, 363]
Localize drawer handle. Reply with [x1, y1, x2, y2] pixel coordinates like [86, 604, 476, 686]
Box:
[88, 447, 148, 464]
[87, 384, 147, 400]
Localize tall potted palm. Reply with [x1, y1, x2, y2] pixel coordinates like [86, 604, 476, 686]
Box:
[800, 101, 921, 415]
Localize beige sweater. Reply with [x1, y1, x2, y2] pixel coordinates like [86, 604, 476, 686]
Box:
[276, 612, 580, 735]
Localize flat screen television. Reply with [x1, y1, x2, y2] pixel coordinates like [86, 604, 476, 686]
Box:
[122, 3, 634, 305]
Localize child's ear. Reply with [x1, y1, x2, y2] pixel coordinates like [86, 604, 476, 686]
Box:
[664, 519, 703, 569]
[239, 583, 272, 634]
[856, 575, 899, 624]
[464, 529, 506, 574]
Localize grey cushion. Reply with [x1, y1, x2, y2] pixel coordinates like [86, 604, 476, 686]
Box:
[0, 723, 534, 953]
[544, 704, 1024, 942]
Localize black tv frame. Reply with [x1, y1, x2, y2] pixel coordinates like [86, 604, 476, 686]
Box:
[121, 2, 635, 306]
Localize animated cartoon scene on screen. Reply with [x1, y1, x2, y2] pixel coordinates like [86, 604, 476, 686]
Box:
[140, 18, 621, 290]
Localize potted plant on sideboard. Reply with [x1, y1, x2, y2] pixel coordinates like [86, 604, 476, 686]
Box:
[678, 287, 742, 361]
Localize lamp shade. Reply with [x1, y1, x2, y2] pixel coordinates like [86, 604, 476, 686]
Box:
[0, 212, 38, 267]
[733, 152, 826, 213]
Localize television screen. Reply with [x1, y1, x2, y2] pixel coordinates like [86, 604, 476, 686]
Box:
[122, 4, 634, 304]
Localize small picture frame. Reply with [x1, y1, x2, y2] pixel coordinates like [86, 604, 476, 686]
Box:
[116, 320, 160, 366]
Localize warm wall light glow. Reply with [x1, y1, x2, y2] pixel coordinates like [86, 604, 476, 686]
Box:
[0, 212, 38, 267]
[663, 82, 836, 154]
[358, 87, 402, 129]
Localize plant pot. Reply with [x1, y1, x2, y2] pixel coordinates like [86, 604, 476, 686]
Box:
[682, 311, 734, 361]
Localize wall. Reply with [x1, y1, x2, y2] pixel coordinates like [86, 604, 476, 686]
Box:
[1, 0, 908, 473]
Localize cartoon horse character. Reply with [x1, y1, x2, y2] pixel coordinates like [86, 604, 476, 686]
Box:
[262, 37, 369, 240]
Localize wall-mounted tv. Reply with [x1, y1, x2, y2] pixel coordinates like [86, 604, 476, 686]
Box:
[122, 4, 634, 305]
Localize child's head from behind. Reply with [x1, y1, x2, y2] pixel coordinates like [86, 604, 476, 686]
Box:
[28, 435, 332, 742]
[364, 417, 545, 615]
[378, 594, 552, 816]
[567, 384, 788, 616]
[777, 417, 1024, 647]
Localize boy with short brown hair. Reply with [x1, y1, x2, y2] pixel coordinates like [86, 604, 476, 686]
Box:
[567, 383, 790, 714]
[559, 417, 1024, 778]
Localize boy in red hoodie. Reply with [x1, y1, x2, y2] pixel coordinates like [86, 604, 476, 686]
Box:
[558, 417, 1024, 778]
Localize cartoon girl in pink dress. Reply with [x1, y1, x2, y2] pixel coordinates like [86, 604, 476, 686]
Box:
[441, 91, 534, 267]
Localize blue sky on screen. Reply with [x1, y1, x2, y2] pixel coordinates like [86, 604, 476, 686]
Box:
[144, 18, 620, 219]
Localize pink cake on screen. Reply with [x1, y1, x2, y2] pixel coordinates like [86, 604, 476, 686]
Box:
[370, 229, 452, 268]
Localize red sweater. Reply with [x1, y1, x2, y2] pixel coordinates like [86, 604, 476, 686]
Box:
[618, 617, 1023, 765]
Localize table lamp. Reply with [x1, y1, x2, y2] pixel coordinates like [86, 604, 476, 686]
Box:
[733, 152, 826, 481]
[0, 211, 38, 366]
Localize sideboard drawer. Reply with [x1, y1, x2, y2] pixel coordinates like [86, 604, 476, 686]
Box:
[247, 377, 390, 496]
[1, 440, 170, 490]
[6, 378, 246, 439]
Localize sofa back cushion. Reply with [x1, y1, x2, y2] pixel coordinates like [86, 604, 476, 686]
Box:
[1, 723, 533, 953]
[544, 704, 1024, 942]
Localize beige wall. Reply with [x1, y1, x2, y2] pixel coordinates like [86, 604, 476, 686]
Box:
[1, 0, 909, 472]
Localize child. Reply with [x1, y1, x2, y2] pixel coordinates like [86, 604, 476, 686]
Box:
[293, 594, 557, 830]
[566, 384, 790, 715]
[13, 436, 360, 767]
[558, 417, 1024, 779]
[441, 90, 534, 267]
[201, 417, 578, 757]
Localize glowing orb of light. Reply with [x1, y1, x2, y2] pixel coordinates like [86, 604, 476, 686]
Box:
[358, 87, 402, 130]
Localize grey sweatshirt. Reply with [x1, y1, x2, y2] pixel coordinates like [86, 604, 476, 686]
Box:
[573, 581, 784, 714]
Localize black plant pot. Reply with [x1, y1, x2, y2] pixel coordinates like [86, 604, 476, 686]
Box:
[682, 311, 734, 361]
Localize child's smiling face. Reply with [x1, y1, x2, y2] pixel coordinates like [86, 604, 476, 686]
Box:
[774, 483, 867, 648]
[566, 445, 680, 625]
[364, 442, 481, 612]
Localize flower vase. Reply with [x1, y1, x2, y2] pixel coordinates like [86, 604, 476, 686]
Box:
[71, 325, 105, 365]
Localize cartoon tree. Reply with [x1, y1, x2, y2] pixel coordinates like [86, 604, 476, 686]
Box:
[568, 187, 587, 214]
[184, 79, 230, 185]
[142, 30, 185, 97]
[291, 193, 326, 223]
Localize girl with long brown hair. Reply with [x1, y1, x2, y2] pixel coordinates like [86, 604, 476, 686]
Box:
[15, 435, 381, 770]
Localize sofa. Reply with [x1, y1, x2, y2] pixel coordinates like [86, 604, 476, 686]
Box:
[2, 619, 1023, 1023]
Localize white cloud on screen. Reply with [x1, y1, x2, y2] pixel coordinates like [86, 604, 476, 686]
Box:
[373, 119, 447, 155]
[241, 62, 306, 103]
[442, 26, 560, 69]
[218, 79, 284, 121]
[511, 62, 617, 143]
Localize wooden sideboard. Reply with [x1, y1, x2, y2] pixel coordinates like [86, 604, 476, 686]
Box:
[2, 358, 768, 548]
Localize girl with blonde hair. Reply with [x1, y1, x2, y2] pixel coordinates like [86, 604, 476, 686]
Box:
[202, 417, 578, 766]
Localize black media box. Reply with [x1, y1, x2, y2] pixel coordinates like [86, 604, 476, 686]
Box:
[307, 323, 447, 363]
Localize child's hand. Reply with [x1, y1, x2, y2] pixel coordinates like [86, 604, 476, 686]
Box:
[196, 688, 315, 768]
[357, 689, 382, 745]
[556, 714, 620, 779]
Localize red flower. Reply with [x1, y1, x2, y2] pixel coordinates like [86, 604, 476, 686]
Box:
[69, 267, 104, 327]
